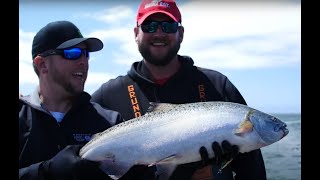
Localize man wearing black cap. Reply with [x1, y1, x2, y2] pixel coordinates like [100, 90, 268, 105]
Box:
[91, 0, 267, 180]
[19, 20, 154, 180]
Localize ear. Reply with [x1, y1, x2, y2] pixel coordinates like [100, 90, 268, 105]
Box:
[178, 26, 184, 43]
[34, 56, 48, 74]
[134, 26, 139, 43]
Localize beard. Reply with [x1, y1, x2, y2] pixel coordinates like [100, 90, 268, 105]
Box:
[50, 65, 84, 96]
[138, 40, 181, 66]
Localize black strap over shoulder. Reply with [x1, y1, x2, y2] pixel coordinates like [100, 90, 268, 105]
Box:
[121, 77, 151, 119]
[195, 67, 224, 102]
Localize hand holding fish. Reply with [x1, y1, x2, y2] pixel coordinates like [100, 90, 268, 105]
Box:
[39, 145, 105, 180]
[199, 140, 239, 168]
[168, 140, 239, 179]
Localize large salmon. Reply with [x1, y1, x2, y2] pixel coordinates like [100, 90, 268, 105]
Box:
[80, 101, 289, 180]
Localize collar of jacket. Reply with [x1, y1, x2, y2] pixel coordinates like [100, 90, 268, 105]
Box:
[128, 55, 195, 84]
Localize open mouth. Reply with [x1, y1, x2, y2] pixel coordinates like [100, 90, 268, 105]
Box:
[281, 125, 289, 138]
[151, 42, 167, 46]
[72, 72, 85, 81]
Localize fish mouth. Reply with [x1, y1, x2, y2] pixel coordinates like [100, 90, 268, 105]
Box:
[281, 126, 289, 138]
[274, 122, 289, 138]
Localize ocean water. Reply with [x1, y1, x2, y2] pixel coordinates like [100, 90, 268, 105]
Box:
[261, 113, 301, 180]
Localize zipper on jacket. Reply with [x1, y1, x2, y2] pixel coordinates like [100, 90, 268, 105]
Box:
[57, 144, 62, 151]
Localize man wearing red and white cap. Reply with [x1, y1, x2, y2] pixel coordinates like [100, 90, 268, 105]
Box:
[136, 0, 182, 25]
[92, 0, 267, 179]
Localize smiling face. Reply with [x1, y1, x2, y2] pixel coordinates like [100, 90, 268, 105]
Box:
[38, 42, 89, 96]
[134, 13, 184, 66]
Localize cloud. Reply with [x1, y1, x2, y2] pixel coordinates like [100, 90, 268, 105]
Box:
[19, 1, 301, 95]
[84, 71, 119, 94]
[86, 71, 117, 86]
[84, 6, 135, 24]
[19, 62, 38, 84]
[19, 29, 38, 85]
[19, 29, 34, 63]
[87, 1, 301, 70]
[178, 2, 301, 70]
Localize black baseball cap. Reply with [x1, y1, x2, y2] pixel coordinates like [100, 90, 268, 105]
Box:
[31, 20, 103, 59]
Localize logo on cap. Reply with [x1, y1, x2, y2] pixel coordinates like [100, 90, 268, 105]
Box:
[145, 0, 170, 9]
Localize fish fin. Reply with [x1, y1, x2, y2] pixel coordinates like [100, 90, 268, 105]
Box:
[234, 120, 253, 136]
[99, 160, 132, 180]
[147, 102, 177, 113]
[155, 164, 178, 180]
[234, 110, 254, 136]
[150, 155, 180, 180]
[149, 154, 177, 167]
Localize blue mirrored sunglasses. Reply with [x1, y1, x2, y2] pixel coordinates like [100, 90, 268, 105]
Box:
[140, 21, 181, 33]
[40, 47, 89, 60]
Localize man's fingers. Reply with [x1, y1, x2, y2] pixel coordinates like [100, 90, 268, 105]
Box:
[212, 142, 223, 166]
[221, 140, 239, 160]
[199, 146, 209, 165]
[231, 145, 239, 158]
[221, 140, 233, 160]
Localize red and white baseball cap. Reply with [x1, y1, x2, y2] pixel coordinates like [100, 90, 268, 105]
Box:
[136, 0, 182, 26]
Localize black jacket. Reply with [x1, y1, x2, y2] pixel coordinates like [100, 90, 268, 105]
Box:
[19, 89, 123, 180]
[91, 55, 267, 180]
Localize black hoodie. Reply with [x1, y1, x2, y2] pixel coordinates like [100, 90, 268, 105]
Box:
[91, 55, 267, 180]
[19, 89, 123, 180]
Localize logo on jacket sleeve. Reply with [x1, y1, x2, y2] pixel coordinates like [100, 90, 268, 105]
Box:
[73, 133, 92, 142]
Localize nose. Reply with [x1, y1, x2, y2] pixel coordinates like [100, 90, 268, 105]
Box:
[77, 55, 88, 66]
[155, 25, 165, 34]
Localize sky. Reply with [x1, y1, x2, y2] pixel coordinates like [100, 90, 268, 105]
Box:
[19, 0, 301, 114]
